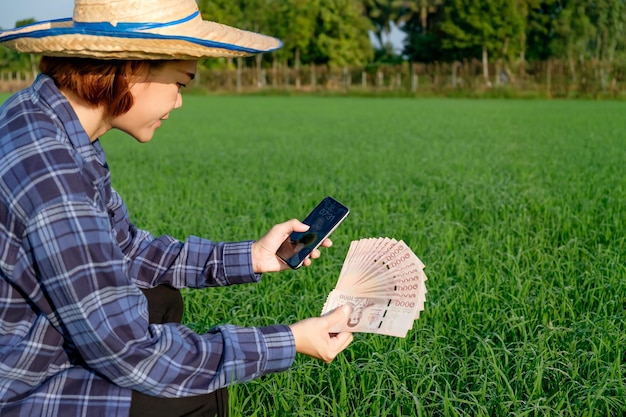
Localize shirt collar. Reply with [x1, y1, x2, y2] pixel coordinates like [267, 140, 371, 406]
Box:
[31, 74, 107, 167]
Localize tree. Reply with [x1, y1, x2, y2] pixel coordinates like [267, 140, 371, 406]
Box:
[312, 0, 375, 67]
[525, 0, 597, 82]
[525, 0, 559, 61]
[196, 0, 244, 26]
[585, 0, 626, 89]
[397, 0, 443, 35]
[0, 18, 39, 78]
[512, 0, 543, 68]
[196, 0, 245, 69]
[197, 0, 373, 68]
[270, 0, 321, 66]
[401, 5, 446, 63]
[363, 0, 401, 49]
[439, 0, 524, 85]
[587, 0, 626, 62]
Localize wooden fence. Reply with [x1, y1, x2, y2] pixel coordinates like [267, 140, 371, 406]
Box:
[0, 70, 32, 93]
[2, 58, 625, 98]
[195, 58, 626, 98]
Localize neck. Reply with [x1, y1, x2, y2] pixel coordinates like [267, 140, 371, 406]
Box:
[60, 89, 110, 142]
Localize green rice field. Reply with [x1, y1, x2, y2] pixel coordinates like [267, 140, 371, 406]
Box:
[4, 93, 626, 416]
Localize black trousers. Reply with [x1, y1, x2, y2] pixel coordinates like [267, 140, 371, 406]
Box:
[129, 285, 229, 417]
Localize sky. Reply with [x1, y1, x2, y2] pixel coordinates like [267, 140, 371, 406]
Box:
[1, 0, 405, 51]
[0, 0, 75, 30]
[369, 22, 406, 53]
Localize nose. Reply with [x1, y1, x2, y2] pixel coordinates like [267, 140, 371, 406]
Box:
[174, 91, 183, 109]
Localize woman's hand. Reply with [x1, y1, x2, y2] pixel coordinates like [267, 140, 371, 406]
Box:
[251, 219, 332, 273]
[289, 304, 354, 363]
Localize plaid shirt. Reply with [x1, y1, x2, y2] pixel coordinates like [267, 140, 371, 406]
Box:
[0, 75, 295, 417]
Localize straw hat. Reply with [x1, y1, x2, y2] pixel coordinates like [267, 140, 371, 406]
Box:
[0, 0, 282, 59]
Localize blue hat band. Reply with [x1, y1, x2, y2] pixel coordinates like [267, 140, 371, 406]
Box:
[73, 10, 199, 32]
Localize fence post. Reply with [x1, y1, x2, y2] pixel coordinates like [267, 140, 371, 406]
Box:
[546, 59, 552, 98]
[295, 56, 301, 90]
[343, 66, 350, 91]
[310, 64, 316, 91]
[284, 63, 291, 90]
[236, 58, 242, 93]
[451, 62, 456, 88]
[411, 63, 418, 92]
[256, 54, 264, 89]
[272, 60, 278, 89]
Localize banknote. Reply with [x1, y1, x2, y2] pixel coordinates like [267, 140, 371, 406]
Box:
[336, 240, 424, 291]
[322, 237, 429, 337]
[321, 290, 419, 338]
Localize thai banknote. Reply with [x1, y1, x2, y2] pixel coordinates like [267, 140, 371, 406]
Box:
[322, 237, 429, 337]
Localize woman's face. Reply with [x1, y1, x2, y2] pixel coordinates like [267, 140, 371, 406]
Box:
[111, 60, 197, 143]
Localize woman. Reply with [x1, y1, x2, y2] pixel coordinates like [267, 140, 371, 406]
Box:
[0, 1, 353, 416]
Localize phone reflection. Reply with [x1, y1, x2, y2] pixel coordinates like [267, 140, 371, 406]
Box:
[278, 231, 318, 262]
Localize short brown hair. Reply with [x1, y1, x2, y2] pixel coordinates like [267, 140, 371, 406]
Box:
[39, 57, 166, 118]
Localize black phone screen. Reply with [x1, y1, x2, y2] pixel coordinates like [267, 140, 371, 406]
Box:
[276, 197, 349, 269]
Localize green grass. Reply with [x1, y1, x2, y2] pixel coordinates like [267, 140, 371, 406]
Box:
[102, 96, 625, 416]
[4, 92, 625, 415]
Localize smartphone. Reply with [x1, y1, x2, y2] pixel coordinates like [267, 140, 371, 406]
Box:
[276, 196, 350, 269]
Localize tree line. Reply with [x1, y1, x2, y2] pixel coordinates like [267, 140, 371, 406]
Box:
[2, 1, 626, 93]
[195, 1, 626, 70]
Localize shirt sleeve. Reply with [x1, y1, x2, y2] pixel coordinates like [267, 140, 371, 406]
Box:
[21, 145, 296, 397]
[107, 188, 261, 289]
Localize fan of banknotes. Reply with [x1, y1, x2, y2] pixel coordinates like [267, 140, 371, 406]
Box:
[321, 237, 428, 338]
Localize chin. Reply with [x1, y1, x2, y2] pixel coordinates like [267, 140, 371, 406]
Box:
[133, 130, 156, 143]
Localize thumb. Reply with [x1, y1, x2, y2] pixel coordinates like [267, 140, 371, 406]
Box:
[289, 219, 310, 233]
[326, 303, 353, 325]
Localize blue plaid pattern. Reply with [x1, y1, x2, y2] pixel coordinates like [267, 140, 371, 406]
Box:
[0, 75, 295, 417]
